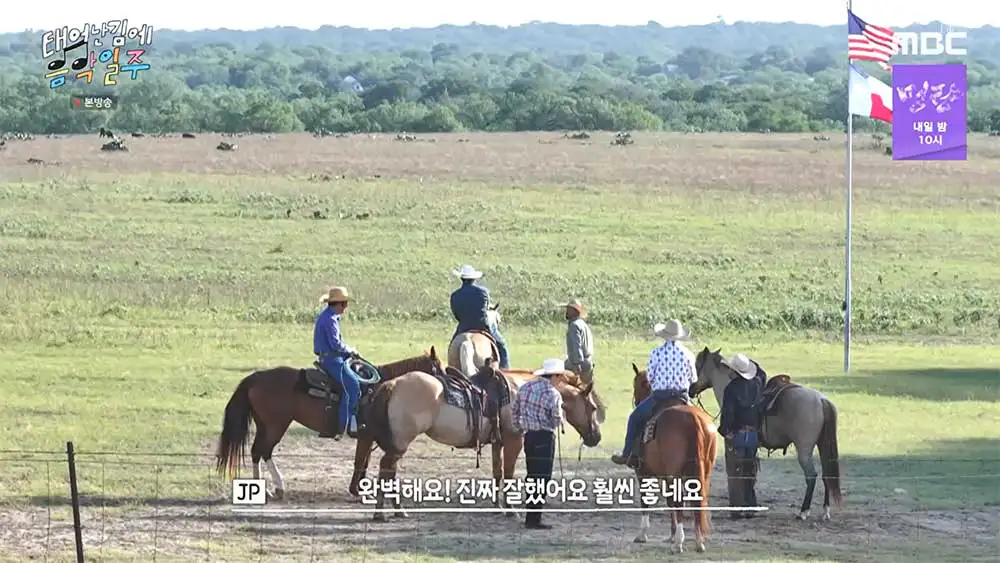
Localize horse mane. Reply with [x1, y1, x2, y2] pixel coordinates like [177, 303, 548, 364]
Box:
[377, 350, 442, 378]
[501, 369, 586, 390]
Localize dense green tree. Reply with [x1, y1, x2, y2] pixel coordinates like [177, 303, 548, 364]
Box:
[0, 22, 997, 134]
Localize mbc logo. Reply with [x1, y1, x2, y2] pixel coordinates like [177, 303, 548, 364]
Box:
[897, 32, 968, 56]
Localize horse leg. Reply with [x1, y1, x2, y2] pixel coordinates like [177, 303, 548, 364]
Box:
[500, 433, 523, 517]
[349, 434, 376, 497]
[491, 441, 509, 516]
[260, 418, 290, 500]
[373, 452, 396, 522]
[633, 496, 650, 544]
[796, 447, 819, 520]
[670, 505, 685, 554]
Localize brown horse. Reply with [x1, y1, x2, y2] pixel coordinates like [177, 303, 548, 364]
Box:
[691, 347, 842, 521]
[349, 366, 604, 521]
[447, 304, 502, 376]
[630, 363, 717, 553]
[216, 348, 446, 500]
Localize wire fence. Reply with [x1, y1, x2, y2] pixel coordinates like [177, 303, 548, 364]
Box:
[0, 444, 997, 562]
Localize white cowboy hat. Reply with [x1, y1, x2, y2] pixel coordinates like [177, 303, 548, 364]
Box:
[452, 265, 483, 280]
[318, 286, 350, 303]
[722, 353, 758, 380]
[533, 358, 565, 377]
[653, 319, 691, 341]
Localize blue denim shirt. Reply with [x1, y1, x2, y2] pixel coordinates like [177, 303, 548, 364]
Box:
[450, 282, 490, 334]
[313, 307, 350, 358]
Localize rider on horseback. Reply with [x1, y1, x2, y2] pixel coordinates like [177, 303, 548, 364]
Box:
[450, 265, 509, 369]
[314, 286, 362, 439]
[612, 319, 697, 466]
[719, 353, 766, 516]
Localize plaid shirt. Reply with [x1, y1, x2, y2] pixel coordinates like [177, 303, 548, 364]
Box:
[512, 377, 563, 432]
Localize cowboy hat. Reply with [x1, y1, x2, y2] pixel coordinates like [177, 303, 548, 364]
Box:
[722, 353, 758, 380]
[653, 319, 691, 341]
[318, 286, 350, 303]
[533, 358, 565, 377]
[558, 298, 587, 317]
[452, 265, 483, 280]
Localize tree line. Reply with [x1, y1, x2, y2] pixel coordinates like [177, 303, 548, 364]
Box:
[1, 22, 998, 135]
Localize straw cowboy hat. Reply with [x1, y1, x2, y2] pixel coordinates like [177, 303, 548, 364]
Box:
[558, 299, 587, 317]
[534, 358, 565, 377]
[652, 319, 691, 341]
[452, 264, 483, 280]
[318, 286, 350, 303]
[722, 353, 758, 380]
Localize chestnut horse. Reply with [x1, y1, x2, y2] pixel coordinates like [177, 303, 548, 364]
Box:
[349, 366, 604, 521]
[216, 348, 446, 499]
[630, 363, 717, 553]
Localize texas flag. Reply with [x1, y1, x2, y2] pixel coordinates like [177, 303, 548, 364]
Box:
[848, 63, 892, 123]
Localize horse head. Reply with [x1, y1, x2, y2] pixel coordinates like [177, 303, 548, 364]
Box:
[631, 362, 651, 407]
[690, 346, 725, 397]
[486, 303, 502, 331]
[424, 345, 446, 376]
[557, 373, 602, 448]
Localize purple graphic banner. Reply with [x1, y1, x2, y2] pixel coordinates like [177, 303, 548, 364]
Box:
[892, 64, 967, 160]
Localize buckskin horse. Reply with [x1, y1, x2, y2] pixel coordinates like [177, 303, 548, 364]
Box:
[215, 348, 446, 500]
[349, 365, 604, 521]
[447, 304, 502, 377]
[629, 363, 716, 553]
[691, 347, 843, 521]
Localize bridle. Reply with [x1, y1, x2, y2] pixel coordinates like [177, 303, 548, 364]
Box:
[693, 351, 722, 421]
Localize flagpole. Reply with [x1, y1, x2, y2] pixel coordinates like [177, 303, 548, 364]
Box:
[844, 0, 854, 374]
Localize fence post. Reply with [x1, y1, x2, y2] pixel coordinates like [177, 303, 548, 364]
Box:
[65, 441, 85, 563]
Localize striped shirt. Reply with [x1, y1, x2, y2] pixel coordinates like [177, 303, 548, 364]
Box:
[511, 377, 562, 432]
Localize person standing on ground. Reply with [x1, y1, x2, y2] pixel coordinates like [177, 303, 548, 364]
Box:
[511, 358, 564, 530]
[719, 352, 766, 517]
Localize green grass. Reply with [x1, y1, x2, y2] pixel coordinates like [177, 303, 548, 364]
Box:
[0, 136, 998, 562]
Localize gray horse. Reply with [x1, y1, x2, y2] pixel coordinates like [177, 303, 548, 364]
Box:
[691, 347, 843, 521]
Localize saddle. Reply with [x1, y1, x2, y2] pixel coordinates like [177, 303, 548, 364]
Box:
[758, 374, 799, 417]
[302, 363, 340, 400]
[460, 329, 500, 363]
[641, 396, 690, 445]
[436, 365, 511, 453]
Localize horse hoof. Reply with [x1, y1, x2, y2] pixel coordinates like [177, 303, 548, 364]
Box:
[696, 542, 706, 553]
[372, 513, 387, 522]
[798, 511, 810, 521]
[822, 509, 831, 522]
[394, 511, 409, 518]
[633, 535, 647, 544]
[272, 488, 284, 501]
[670, 545, 683, 554]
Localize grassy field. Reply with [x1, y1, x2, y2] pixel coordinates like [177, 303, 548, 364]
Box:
[0, 132, 998, 562]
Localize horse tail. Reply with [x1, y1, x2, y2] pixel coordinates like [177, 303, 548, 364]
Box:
[692, 413, 712, 534]
[818, 398, 843, 507]
[216, 372, 259, 478]
[367, 382, 399, 455]
[458, 339, 477, 377]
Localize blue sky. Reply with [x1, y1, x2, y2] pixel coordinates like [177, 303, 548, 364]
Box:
[2, 1, 989, 33]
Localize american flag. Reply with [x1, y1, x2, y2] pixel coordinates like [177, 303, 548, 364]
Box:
[848, 10, 899, 70]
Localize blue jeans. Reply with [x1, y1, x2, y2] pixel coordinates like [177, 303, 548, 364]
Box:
[733, 429, 759, 458]
[320, 356, 360, 430]
[622, 390, 685, 457]
[490, 327, 510, 369]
